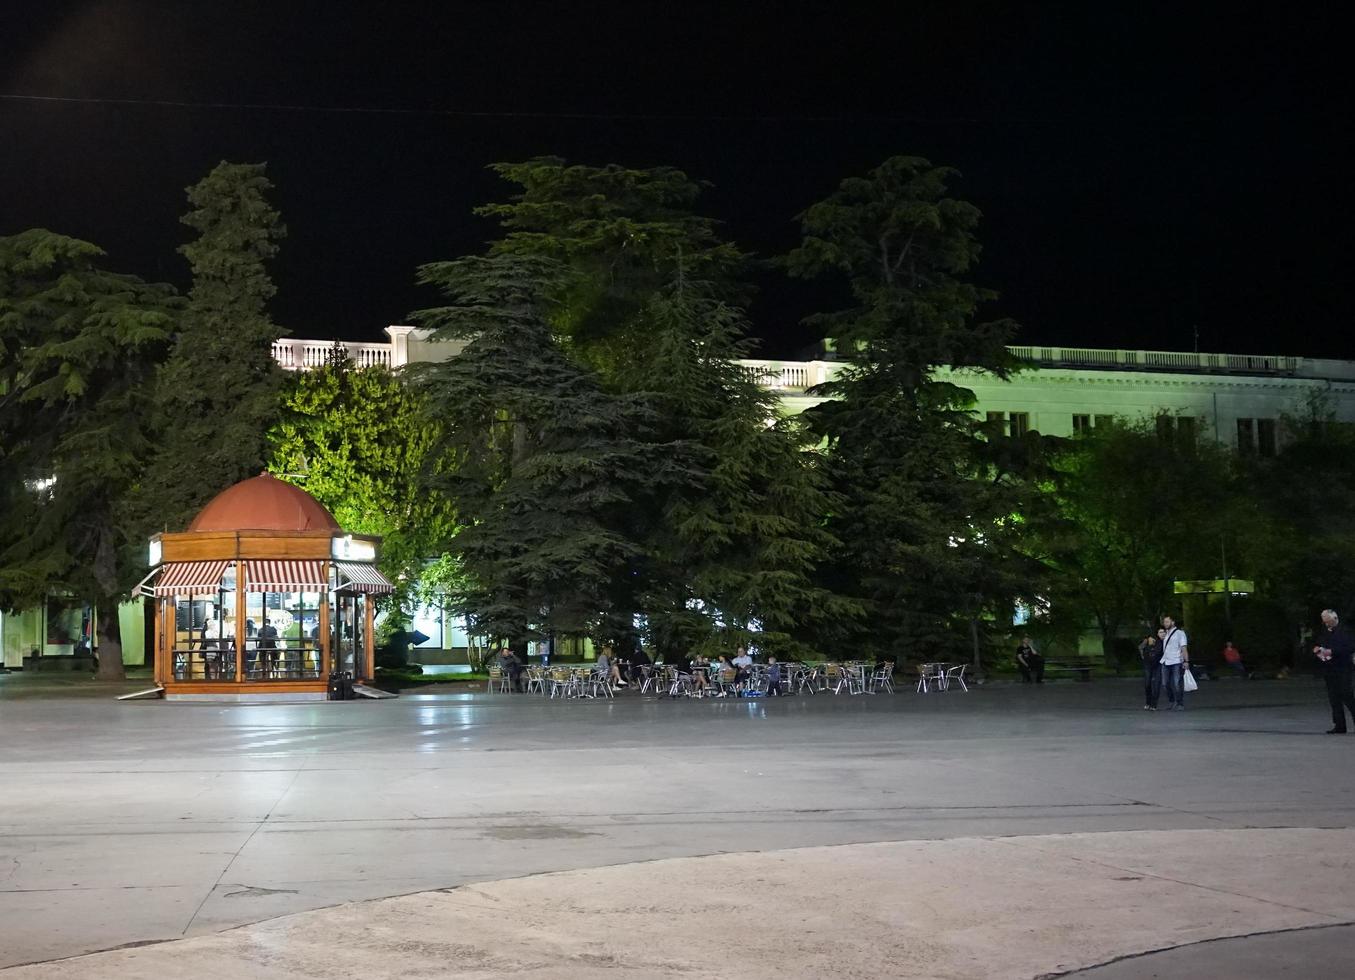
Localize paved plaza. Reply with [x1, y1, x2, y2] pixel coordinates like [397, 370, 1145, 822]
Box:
[2, 676, 1353, 976]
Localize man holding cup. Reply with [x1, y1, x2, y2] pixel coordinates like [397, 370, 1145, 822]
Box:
[1313, 608, 1355, 734]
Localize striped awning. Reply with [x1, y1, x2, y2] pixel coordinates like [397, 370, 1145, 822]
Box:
[245, 560, 327, 593]
[152, 561, 230, 596]
[334, 561, 397, 595]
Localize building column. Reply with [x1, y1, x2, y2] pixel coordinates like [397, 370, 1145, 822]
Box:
[384, 325, 415, 368]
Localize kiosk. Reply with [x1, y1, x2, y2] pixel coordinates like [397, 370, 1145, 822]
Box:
[144, 473, 395, 699]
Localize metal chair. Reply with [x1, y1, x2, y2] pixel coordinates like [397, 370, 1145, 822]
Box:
[488, 666, 511, 693]
[916, 664, 931, 693]
[944, 664, 969, 692]
[523, 666, 546, 695]
[870, 664, 894, 693]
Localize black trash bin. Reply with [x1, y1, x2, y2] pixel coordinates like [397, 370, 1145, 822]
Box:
[327, 670, 354, 701]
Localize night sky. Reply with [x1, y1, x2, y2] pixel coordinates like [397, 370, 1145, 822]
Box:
[1, 3, 1345, 359]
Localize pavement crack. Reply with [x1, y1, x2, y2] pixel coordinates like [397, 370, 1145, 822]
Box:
[995, 835, 1343, 920]
[178, 764, 307, 936]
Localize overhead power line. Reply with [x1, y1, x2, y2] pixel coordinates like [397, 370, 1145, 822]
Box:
[0, 91, 996, 124]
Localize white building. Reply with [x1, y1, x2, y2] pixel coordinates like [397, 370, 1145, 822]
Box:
[275, 327, 1355, 454]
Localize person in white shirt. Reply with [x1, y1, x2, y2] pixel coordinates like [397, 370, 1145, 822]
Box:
[1158, 615, 1190, 710]
[732, 646, 753, 685]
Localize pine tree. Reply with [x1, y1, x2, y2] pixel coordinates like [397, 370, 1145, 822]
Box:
[476, 158, 852, 656]
[0, 230, 178, 679]
[410, 253, 679, 644]
[787, 156, 1025, 664]
[617, 279, 859, 656]
[142, 161, 287, 531]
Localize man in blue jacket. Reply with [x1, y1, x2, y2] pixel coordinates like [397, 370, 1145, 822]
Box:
[1313, 608, 1355, 734]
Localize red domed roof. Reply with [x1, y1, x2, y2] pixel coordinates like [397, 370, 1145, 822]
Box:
[188, 473, 341, 533]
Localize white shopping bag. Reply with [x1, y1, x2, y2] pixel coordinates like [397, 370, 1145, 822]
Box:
[1182, 667, 1198, 693]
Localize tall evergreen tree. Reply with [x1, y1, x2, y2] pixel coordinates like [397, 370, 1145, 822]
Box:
[0, 230, 177, 679]
[787, 156, 1024, 663]
[410, 254, 677, 644]
[477, 158, 851, 655]
[617, 279, 859, 656]
[142, 161, 286, 531]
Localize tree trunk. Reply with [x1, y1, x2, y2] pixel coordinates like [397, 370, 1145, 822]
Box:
[95, 598, 126, 681]
[969, 616, 984, 682]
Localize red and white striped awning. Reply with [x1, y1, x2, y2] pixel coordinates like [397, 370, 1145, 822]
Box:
[334, 561, 396, 595]
[244, 560, 328, 593]
[152, 561, 231, 596]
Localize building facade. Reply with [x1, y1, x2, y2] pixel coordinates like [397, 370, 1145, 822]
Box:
[277, 327, 1355, 451]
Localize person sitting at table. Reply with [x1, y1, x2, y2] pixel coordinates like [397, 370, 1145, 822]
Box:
[715, 654, 738, 696]
[689, 654, 711, 695]
[595, 646, 627, 688]
[498, 647, 525, 693]
[732, 646, 753, 684]
[628, 645, 652, 685]
[665, 651, 693, 696]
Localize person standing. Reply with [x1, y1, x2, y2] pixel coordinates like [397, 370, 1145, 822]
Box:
[1139, 632, 1163, 709]
[1159, 615, 1190, 710]
[766, 656, 783, 696]
[1015, 636, 1044, 684]
[1313, 609, 1355, 734]
[257, 617, 279, 678]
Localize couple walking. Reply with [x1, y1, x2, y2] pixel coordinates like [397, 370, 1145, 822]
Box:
[1138, 615, 1190, 711]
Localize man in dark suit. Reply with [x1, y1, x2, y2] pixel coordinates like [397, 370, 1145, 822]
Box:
[1313, 608, 1355, 734]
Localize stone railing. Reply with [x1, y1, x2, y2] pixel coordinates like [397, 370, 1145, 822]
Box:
[272, 340, 394, 371]
[271, 336, 1312, 387]
[1007, 346, 1300, 376]
[737, 360, 839, 392]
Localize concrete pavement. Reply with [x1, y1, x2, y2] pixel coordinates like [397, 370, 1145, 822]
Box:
[1, 676, 1352, 975]
[6, 829, 1354, 978]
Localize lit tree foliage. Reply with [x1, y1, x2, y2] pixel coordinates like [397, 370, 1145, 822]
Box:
[267, 355, 456, 609]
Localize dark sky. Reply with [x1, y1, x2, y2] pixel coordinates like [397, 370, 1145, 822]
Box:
[0, 2, 1346, 358]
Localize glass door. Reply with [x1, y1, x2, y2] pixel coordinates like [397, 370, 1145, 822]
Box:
[332, 592, 366, 677]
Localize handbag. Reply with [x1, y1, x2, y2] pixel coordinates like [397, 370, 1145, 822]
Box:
[1182, 667, 1198, 693]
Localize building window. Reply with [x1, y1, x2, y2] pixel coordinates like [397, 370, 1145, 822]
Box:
[1237, 418, 1278, 456]
[1072, 414, 1091, 436]
[1094, 414, 1114, 429]
[986, 411, 1028, 437]
[1257, 418, 1277, 456]
[1157, 414, 1196, 444]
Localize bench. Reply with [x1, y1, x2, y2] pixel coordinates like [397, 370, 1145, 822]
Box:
[1043, 657, 1095, 681]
